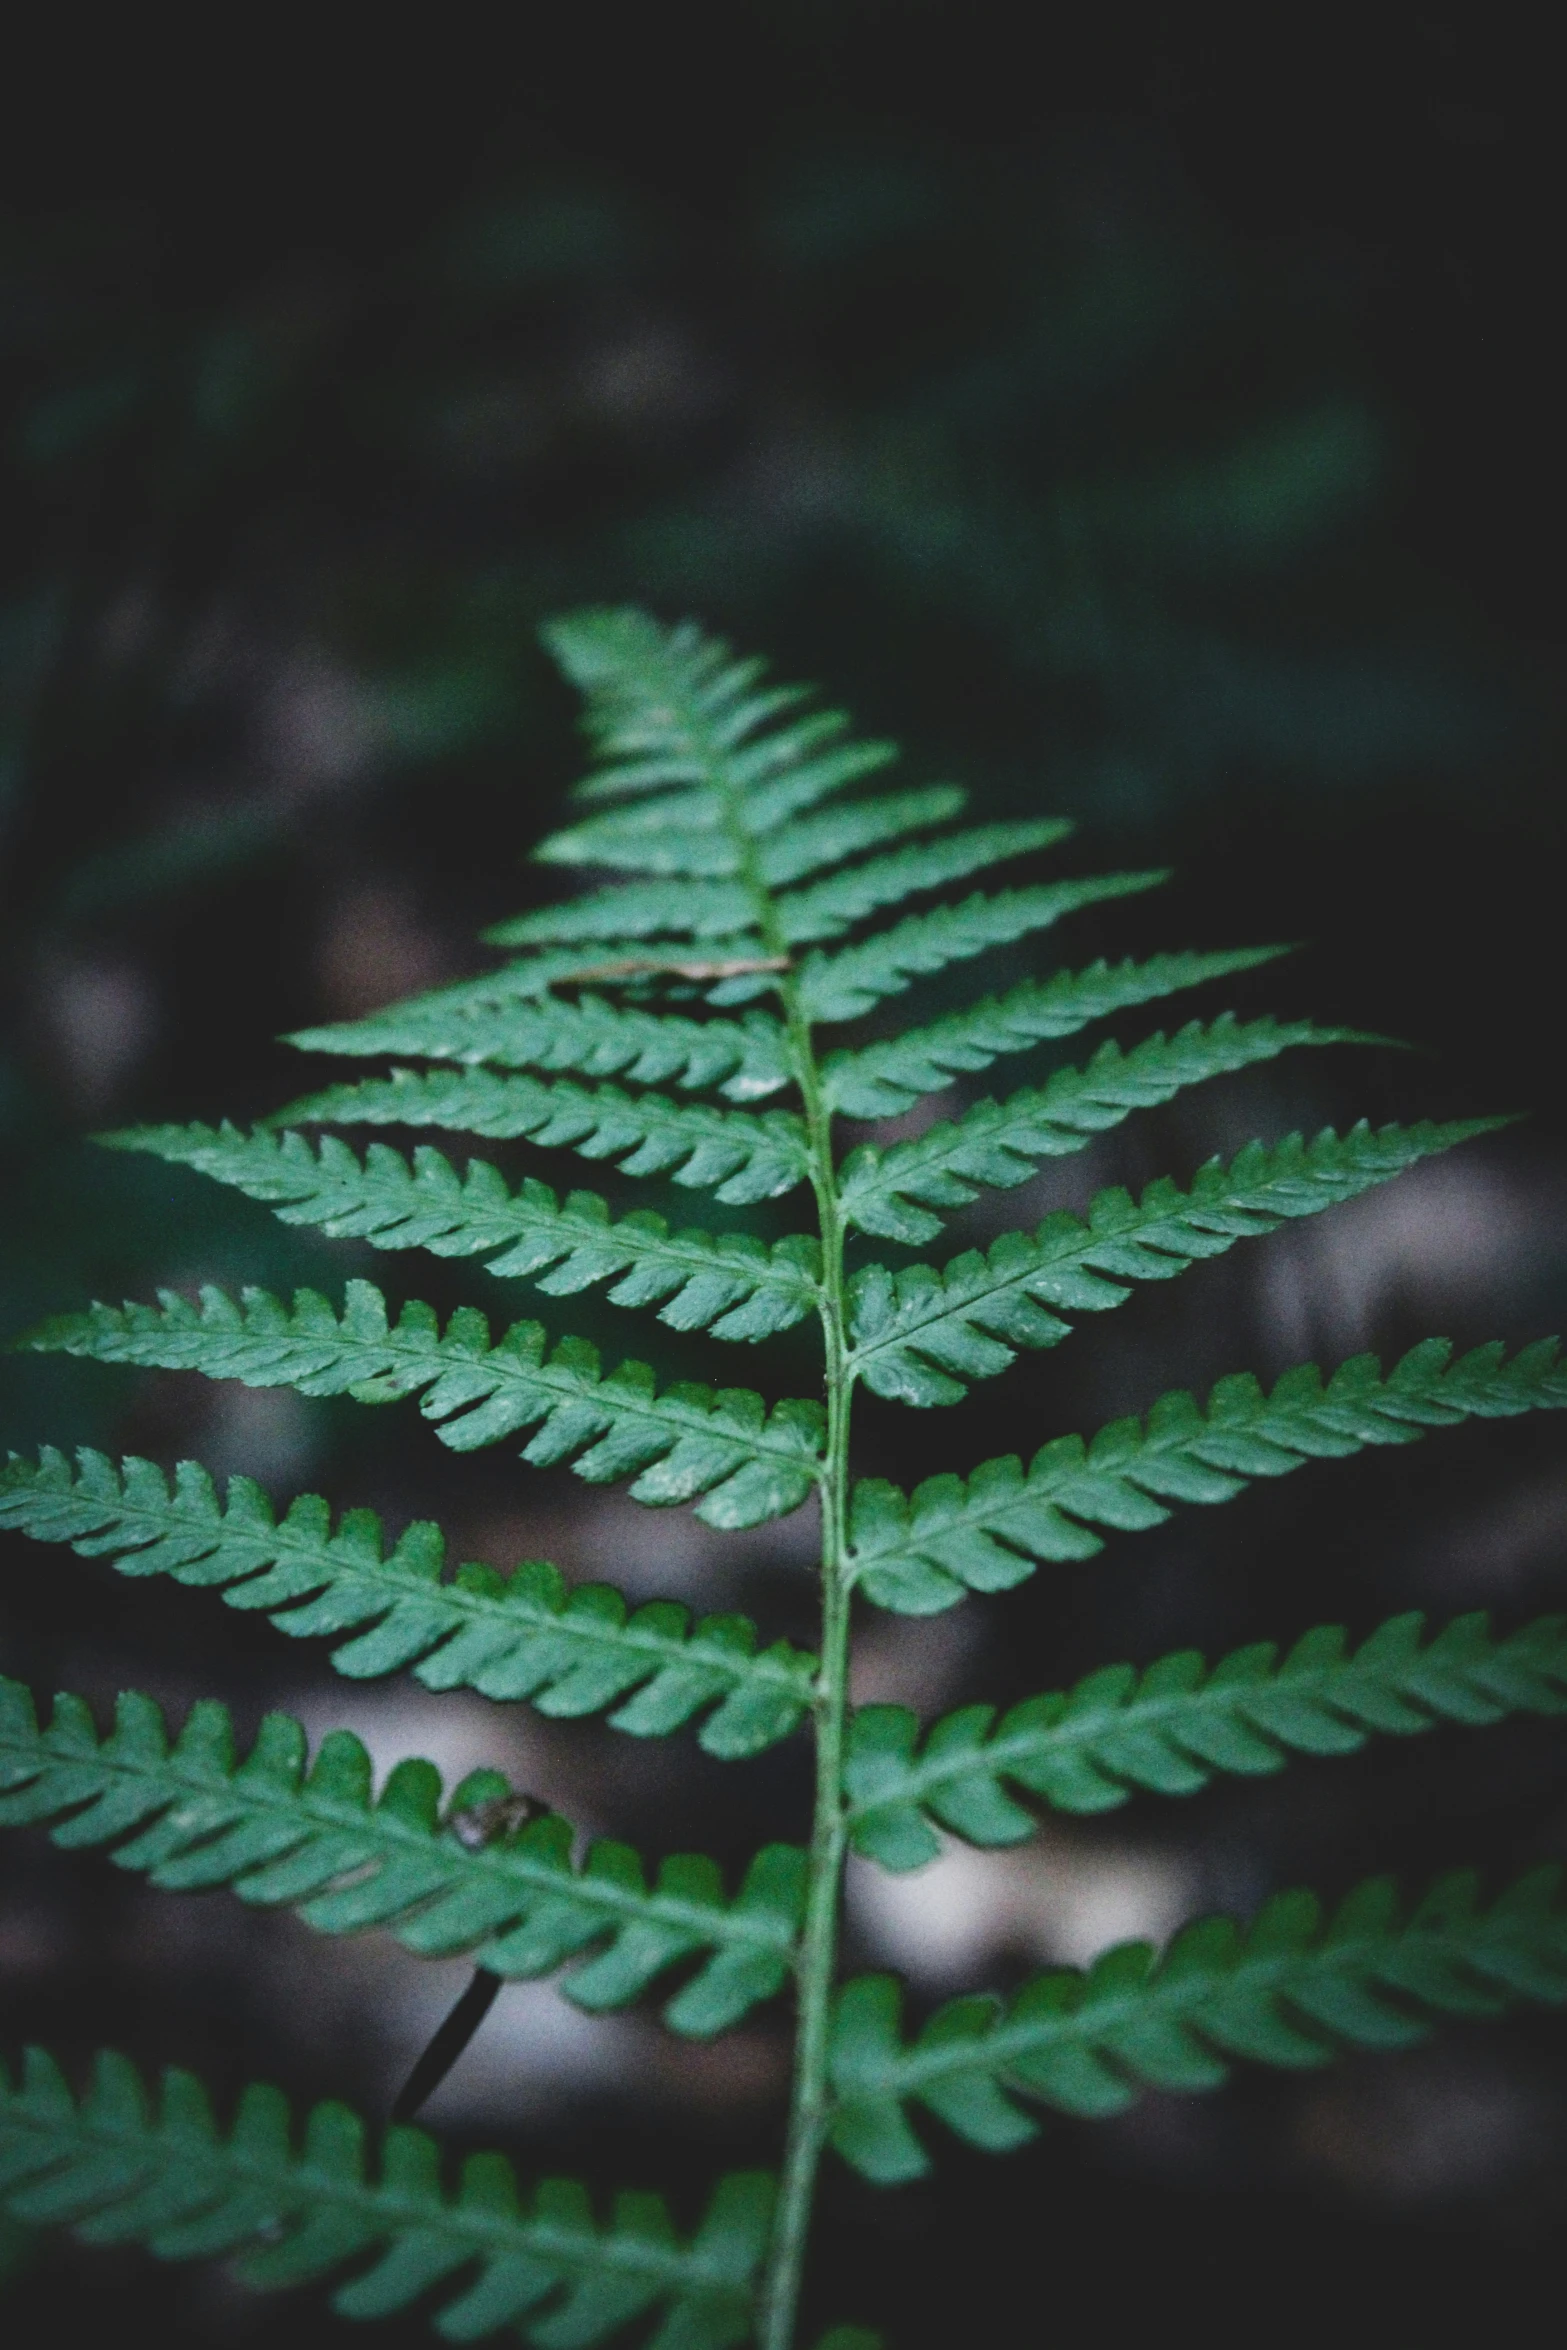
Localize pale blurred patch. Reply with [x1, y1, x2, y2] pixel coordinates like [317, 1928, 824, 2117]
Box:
[451, 1486, 823, 1607]
[264, 651, 387, 797]
[1296, 2043, 1558, 2204]
[312, 878, 452, 1019]
[35, 953, 160, 1116]
[1258, 1154, 1555, 1362]
[849, 1604, 984, 1713]
[182, 1381, 323, 1487]
[409, 1970, 787, 2130]
[848, 1830, 1194, 1986]
[286, 1682, 575, 1819]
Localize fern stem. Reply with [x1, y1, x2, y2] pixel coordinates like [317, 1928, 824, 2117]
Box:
[715, 798, 852, 2347]
[760, 984, 854, 2350]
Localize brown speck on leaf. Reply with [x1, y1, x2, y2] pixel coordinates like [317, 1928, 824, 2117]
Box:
[447, 1792, 546, 1850]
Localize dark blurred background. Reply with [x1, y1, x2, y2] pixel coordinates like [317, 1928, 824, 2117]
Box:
[3, 8, 1565, 2343]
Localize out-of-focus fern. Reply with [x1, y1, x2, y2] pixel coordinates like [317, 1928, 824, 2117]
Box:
[3, 611, 1552, 2350]
[845, 1612, 1567, 1865]
[0, 1681, 802, 2033]
[828, 1870, 1567, 2182]
[0, 2047, 772, 2346]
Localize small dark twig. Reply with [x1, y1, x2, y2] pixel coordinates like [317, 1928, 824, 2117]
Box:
[390, 1786, 546, 2123]
[391, 1969, 503, 2124]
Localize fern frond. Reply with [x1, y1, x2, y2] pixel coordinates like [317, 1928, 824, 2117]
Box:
[103, 1126, 820, 1343]
[839, 1016, 1365, 1244]
[19, 1281, 825, 1529]
[775, 821, 1072, 946]
[0, 2045, 772, 2344]
[0, 1450, 816, 1757]
[487, 788, 976, 945]
[846, 1611, 1567, 1866]
[822, 947, 1292, 1117]
[849, 1334, 1567, 1607]
[0, 1680, 804, 2032]
[847, 1119, 1503, 1408]
[747, 787, 970, 888]
[287, 993, 793, 1103]
[797, 875, 1169, 1025]
[486, 879, 760, 947]
[829, 1867, 1567, 2181]
[267, 1069, 811, 1206]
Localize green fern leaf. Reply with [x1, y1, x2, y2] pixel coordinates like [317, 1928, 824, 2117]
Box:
[0, 1450, 816, 1757]
[774, 820, 1073, 946]
[287, 992, 793, 1102]
[487, 789, 979, 947]
[745, 786, 972, 888]
[267, 1069, 811, 1205]
[822, 947, 1292, 1117]
[19, 1280, 825, 1529]
[797, 874, 1169, 1025]
[840, 1015, 1366, 1244]
[828, 1867, 1567, 2181]
[0, 1680, 803, 2032]
[0, 2045, 772, 2344]
[846, 1611, 1567, 1866]
[849, 1334, 1567, 1607]
[486, 878, 761, 947]
[847, 1119, 1505, 1409]
[102, 1125, 820, 1342]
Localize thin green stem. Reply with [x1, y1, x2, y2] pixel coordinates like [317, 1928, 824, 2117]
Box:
[757, 986, 853, 2350]
[710, 759, 854, 2350]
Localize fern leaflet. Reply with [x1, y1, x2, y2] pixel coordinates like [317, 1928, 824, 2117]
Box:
[0, 1450, 816, 1755]
[847, 1119, 1504, 1408]
[103, 1125, 820, 1342]
[287, 993, 793, 1103]
[797, 874, 1168, 1025]
[19, 1280, 825, 1528]
[829, 1867, 1567, 2181]
[849, 1335, 1567, 1607]
[822, 947, 1293, 1118]
[0, 2045, 772, 2346]
[0, 1680, 803, 2033]
[487, 878, 761, 946]
[486, 786, 969, 948]
[839, 1015, 1367, 1244]
[773, 821, 1072, 945]
[846, 1611, 1567, 1866]
[733, 785, 972, 889]
[268, 1068, 810, 1203]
